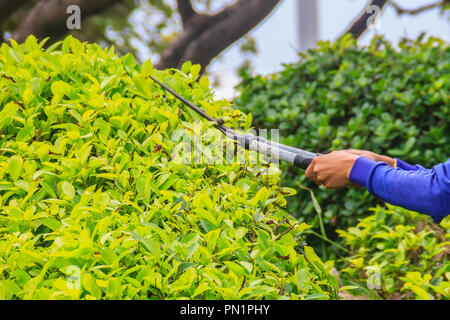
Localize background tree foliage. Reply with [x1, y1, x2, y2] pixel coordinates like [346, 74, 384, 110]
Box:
[1, 0, 448, 74]
[0, 0, 278, 74]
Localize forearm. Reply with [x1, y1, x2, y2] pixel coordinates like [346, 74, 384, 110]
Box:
[350, 157, 450, 223]
[394, 158, 424, 171]
[346, 150, 425, 170]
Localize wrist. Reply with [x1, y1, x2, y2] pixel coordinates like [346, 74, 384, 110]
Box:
[345, 154, 361, 179]
[374, 154, 396, 167]
[382, 156, 396, 167]
[349, 156, 376, 187]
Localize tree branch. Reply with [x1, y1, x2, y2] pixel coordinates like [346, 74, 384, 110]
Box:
[157, 0, 280, 71]
[177, 0, 197, 27]
[0, 0, 28, 21]
[0, 0, 32, 42]
[388, 0, 443, 15]
[12, 0, 124, 43]
[156, 13, 215, 70]
[341, 0, 389, 39]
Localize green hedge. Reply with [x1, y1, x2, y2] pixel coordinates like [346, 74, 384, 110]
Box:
[235, 35, 449, 236]
[0, 36, 339, 300]
[338, 205, 449, 300]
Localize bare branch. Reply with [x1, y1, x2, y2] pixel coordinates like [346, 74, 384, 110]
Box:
[388, 0, 443, 15]
[156, 13, 215, 70]
[341, 0, 389, 39]
[12, 0, 124, 43]
[157, 0, 281, 71]
[0, 0, 32, 41]
[0, 0, 27, 20]
[276, 223, 297, 241]
[177, 0, 197, 27]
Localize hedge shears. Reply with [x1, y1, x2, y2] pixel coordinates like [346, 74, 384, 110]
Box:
[150, 76, 319, 170]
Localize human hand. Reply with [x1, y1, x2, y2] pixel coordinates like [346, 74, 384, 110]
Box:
[305, 151, 360, 189]
[346, 150, 395, 167]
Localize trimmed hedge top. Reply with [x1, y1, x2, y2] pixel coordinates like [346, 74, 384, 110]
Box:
[0, 36, 339, 299]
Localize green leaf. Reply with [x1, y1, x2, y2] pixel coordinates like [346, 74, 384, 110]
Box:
[101, 248, 117, 265]
[0, 102, 18, 129]
[181, 61, 192, 74]
[224, 261, 245, 277]
[303, 246, 324, 267]
[51, 81, 70, 96]
[190, 64, 201, 79]
[61, 181, 75, 199]
[251, 187, 270, 206]
[186, 242, 199, 260]
[132, 74, 152, 98]
[16, 124, 35, 142]
[82, 274, 102, 298]
[297, 269, 310, 292]
[244, 113, 253, 131]
[7, 156, 23, 181]
[40, 218, 62, 231]
[125, 231, 161, 258]
[141, 59, 153, 77]
[206, 229, 221, 251]
[405, 284, 432, 300]
[0, 181, 14, 191]
[23, 87, 34, 105]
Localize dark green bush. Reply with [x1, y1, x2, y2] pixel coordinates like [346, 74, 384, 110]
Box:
[235, 35, 449, 239]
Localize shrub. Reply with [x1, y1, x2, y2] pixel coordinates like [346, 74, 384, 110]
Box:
[338, 205, 450, 300]
[234, 35, 449, 236]
[0, 36, 339, 300]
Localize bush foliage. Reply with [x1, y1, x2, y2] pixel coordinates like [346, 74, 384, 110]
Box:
[235, 35, 449, 232]
[0, 36, 340, 300]
[338, 205, 449, 300]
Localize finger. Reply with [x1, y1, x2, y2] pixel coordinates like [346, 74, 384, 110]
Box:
[315, 174, 326, 186]
[305, 160, 315, 179]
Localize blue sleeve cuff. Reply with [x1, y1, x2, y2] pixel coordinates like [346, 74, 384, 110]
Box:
[395, 158, 419, 171]
[349, 156, 388, 190]
[349, 156, 375, 187]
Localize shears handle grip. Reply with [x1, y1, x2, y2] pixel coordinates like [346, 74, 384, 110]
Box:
[293, 153, 322, 170]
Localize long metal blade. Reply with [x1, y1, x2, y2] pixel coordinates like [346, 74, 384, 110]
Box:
[150, 76, 217, 122]
[149, 76, 317, 169]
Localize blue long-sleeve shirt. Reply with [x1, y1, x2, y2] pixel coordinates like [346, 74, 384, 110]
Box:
[349, 157, 450, 224]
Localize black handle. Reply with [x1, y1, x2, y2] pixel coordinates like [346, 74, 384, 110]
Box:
[293, 153, 321, 170]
